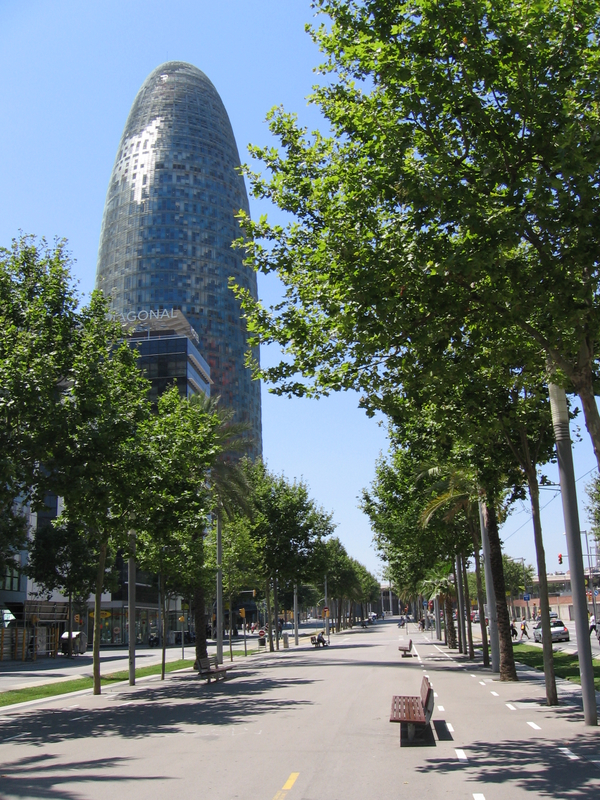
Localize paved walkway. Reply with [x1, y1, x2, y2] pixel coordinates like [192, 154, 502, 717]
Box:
[0, 618, 598, 799]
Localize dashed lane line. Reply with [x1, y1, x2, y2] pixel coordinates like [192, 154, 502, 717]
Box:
[491, 691, 499, 697]
[455, 749, 468, 762]
[447, 723, 454, 732]
[506, 703, 516, 711]
[479, 681, 486, 685]
[438, 705, 445, 711]
[473, 794, 486, 800]
[558, 747, 579, 760]
[527, 722, 541, 730]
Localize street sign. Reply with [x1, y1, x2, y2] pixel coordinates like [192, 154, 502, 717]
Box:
[258, 629, 265, 637]
[523, 594, 531, 602]
[595, 590, 599, 597]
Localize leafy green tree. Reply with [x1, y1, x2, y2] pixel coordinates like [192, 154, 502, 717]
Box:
[245, 461, 335, 650]
[503, 556, 535, 599]
[234, 0, 600, 474]
[133, 387, 223, 677]
[0, 236, 79, 574]
[26, 521, 116, 657]
[50, 292, 151, 694]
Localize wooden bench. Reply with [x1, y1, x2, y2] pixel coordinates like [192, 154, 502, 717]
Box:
[398, 639, 413, 657]
[198, 655, 232, 683]
[390, 676, 434, 744]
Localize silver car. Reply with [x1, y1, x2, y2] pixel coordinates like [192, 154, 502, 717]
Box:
[533, 619, 570, 643]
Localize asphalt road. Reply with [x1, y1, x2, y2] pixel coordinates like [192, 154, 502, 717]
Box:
[0, 619, 599, 800]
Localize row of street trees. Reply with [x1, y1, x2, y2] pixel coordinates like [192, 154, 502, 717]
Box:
[230, 0, 600, 705]
[1, 236, 380, 685]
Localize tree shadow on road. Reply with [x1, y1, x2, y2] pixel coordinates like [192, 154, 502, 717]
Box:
[416, 736, 600, 798]
[0, 753, 166, 800]
[0, 672, 315, 747]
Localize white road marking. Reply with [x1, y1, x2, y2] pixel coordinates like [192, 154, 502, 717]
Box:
[447, 723, 454, 732]
[2, 734, 24, 742]
[438, 705, 445, 711]
[506, 703, 516, 711]
[434, 692, 438, 697]
[479, 681, 486, 685]
[491, 691, 499, 696]
[527, 722, 541, 730]
[558, 747, 579, 760]
[473, 794, 486, 800]
[471, 674, 477, 678]
[434, 645, 455, 660]
[455, 749, 468, 762]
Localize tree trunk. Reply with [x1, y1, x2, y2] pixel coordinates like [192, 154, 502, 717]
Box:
[266, 577, 274, 652]
[454, 563, 463, 654]
[471, 537, 489, 667]
[485, 496, 518, 681]
[526, 467, 558, 704]
[192, 583, 208, 667]
[577, 377, 600, 473]
[461, 554, 475, 660]
[92, 540, 108, 695]
[445, 594, 457, 648]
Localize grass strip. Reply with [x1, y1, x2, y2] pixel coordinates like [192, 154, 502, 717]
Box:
[513, 643, 600, 690]
[0, 658, 196, 708]
[0, 648, 262, 708]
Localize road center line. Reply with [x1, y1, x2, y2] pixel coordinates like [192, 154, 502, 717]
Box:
[282, 773, 299, 791]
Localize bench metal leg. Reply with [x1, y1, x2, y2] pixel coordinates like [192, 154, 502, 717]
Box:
[407, 723, 416, 742]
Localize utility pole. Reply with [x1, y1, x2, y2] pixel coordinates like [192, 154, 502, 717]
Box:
[128, 531, 136, 686]
[324, 575, 329, 637]
[216, 513, 223, 665]
[549, 383, 597, 726]
[294, 583, 299, 646]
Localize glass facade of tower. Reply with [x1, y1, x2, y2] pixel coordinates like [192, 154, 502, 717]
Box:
[96, 61, 261, 456]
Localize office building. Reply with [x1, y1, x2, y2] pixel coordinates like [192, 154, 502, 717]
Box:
[96, 61, 262, 456]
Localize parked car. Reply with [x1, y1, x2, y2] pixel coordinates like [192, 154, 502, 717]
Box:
[533, 619, 570, 643]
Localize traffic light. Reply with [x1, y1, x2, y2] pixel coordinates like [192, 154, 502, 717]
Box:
[558, 553, 563, 565]
[253, 589, 256, 597]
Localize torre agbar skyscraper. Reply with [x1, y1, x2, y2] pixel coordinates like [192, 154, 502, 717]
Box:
[96, 62, 262, 456]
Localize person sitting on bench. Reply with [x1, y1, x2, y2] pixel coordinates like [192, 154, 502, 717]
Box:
[317, 631, 327, 647]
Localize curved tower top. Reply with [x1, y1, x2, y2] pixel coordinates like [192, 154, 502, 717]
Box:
[96, 61, 261, 456]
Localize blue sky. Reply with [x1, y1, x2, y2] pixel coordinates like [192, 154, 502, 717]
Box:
[1, 1, 597, 580]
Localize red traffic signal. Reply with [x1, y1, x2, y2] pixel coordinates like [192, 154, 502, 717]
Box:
[558, 553, 563, 565]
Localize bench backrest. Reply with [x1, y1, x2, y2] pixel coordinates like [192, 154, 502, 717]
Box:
[420, 676, 434, 724]
[199, 656, 219, 671]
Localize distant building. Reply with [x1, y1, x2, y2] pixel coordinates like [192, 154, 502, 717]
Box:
[96, 61, 262, 457]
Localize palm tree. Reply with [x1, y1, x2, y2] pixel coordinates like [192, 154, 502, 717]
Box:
[419, 466, 490, 666]
[188, 393, 253, 668]
[419, 562, 457, 649]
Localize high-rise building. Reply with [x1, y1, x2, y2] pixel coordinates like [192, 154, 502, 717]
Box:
[96, 61, 261, 456]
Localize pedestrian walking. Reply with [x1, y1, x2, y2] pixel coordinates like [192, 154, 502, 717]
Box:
[510, 620, 518, 640]
[589, 614, 596, 636]
[520, 619, 529, 640]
